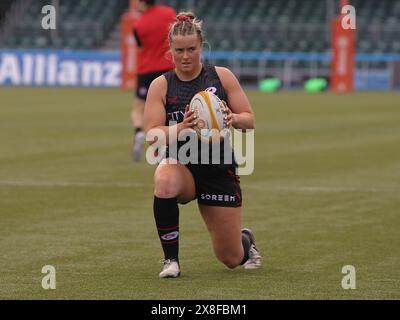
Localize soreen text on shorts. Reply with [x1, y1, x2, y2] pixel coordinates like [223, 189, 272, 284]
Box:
[200, 193, 236, 202]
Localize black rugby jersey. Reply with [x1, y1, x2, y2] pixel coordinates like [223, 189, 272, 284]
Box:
[162, 64, 237, 166]
[164, 64, 227, 124]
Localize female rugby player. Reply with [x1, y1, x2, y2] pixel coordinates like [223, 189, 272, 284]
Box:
[144, 12, 261, 278]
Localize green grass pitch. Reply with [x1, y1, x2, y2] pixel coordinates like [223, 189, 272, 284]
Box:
[0, 88, 399, 299]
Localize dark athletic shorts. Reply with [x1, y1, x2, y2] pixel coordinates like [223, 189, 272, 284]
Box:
[184, 164, 242, 208]
[136, 70, 172, 100]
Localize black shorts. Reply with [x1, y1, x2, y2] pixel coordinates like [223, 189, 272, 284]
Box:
[185, 164, 242, 208]
[136, 70, 171, 100]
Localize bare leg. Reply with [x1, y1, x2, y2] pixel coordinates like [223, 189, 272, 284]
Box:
[154, 159, 196, 203]
[131, 98, 146, 161]
[131, 97, 145, 129]
[198, 204, 244, 269]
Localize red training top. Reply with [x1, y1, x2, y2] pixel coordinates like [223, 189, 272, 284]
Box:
[134, 5, 176, 74]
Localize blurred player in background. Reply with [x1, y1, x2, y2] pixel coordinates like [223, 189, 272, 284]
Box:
[144, 12, 261, 278]
[131, 0, 176, 161]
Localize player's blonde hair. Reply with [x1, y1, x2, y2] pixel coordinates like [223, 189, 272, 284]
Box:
[168, 12, 204, 45]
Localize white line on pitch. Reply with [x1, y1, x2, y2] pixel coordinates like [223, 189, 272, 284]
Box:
[0, 181, 398, 193]
[0, 180, 147, 188]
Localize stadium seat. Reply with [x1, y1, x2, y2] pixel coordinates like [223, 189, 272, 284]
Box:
[1, 0, 399, 54]
[1, 0, 128, 49]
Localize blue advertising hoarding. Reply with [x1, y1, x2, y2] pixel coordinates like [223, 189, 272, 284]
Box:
[0, 49, 121, 87]
[1, 49, 398, 89]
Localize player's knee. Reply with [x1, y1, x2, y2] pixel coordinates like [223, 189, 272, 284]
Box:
[154, 174, 180, 198]
[218, 253, 242, 269]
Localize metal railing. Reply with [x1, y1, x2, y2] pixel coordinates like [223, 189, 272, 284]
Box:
[203, 51, 400, 90]
[1, 49, 399, 90]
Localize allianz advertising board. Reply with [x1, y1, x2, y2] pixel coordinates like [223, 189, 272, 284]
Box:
[0, 49, 121, 87]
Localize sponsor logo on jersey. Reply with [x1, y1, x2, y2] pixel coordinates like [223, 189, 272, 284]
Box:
[167, 110, 185, 122]
[161, 231, 179, 241]
[205, 86, 217, 94]
[167, 96, 178, 104]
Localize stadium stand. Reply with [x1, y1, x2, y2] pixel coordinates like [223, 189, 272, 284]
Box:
[0, 0, 399, 53]
[0, 0, 14, 24]
[0, 0, 129, 50]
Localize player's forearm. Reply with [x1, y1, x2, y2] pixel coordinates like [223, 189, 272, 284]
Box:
[232, 112, 255, 130]
[146, 123, 183, 145]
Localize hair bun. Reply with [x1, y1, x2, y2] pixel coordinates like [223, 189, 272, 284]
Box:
[176, 12, 195, 22]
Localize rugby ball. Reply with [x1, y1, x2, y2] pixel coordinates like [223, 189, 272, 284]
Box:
[189, 91, 229, 143]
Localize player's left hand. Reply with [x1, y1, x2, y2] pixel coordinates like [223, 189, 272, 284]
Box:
[222, 100, 234, 128]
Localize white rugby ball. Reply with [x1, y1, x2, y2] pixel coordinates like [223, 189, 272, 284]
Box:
[189, 91, 229, 143]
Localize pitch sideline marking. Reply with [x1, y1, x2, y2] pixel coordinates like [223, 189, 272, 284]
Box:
[0, 180, 398, 193]
[0, 180, 146, 188]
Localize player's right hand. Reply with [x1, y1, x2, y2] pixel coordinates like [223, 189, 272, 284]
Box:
[178, 105, 197, 131]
